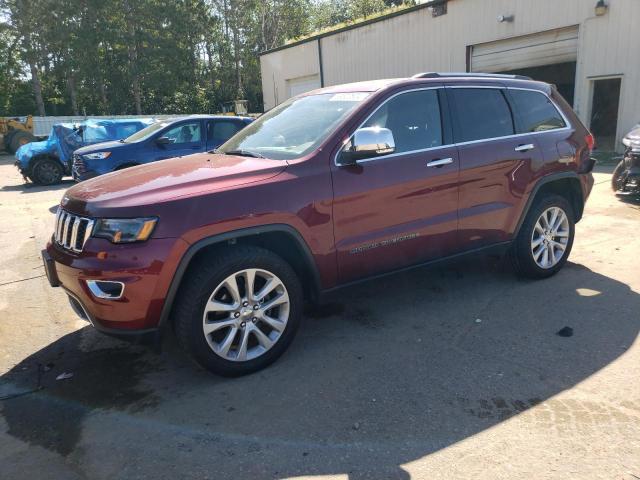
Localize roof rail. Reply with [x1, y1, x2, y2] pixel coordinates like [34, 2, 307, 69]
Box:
[412, 72, 532, 81]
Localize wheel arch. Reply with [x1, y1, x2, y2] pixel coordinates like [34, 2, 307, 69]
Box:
[514, 172, 584, 236]
[29, 153, 64, 176]
[158, 224, 322, 331]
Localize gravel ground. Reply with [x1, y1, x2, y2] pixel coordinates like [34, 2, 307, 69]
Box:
[0, 153, 639, 480]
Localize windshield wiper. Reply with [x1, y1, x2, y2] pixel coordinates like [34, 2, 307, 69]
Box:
[220, 149, 264, 158]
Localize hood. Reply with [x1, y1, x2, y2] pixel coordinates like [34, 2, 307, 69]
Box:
[623, 125, 640, 151]
[74, 140, 127, 155]
[15, 140, 51, 167]
[63, 152, 288, 212]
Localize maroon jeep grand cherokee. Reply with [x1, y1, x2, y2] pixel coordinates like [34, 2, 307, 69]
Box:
[43, 73, 595, 376]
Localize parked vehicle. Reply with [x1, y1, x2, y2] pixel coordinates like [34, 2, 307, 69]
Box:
[72, 115, 253, 181]
[15, 118, 154, 185]
[1, 115, 36, 154]
[612, 124, 640, 196]
[43, 73, 595, 376]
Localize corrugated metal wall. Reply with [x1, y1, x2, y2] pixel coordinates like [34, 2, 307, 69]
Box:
[260, 41, 321, 112]
[260, 0, 640, 149]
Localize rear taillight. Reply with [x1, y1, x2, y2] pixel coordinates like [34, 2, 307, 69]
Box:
[585, 133, 595, 152]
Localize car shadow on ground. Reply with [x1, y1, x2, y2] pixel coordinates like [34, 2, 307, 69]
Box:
[1, 258, 639, 479]
[616, 194, 640, 207]
[0, 179, 75, 194]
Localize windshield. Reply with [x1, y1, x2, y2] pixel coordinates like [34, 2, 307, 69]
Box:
[82, 125, 110, 143]
[218, 92, 369, 160]
[123, 120, 172, 143]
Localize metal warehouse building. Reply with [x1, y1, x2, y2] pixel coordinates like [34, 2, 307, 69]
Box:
[260, 0, 640, 151]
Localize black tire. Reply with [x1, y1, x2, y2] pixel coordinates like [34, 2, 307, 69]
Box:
[511, 194, 575, 279]
[611, 160, 626, 192]
[31, 157, 64, 185]
[9, 130, 35, 153]
[173, 246, 303, 377]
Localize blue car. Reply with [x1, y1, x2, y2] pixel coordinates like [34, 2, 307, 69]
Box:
[15, 118, 154, 185]
[72, 115, 253, 181]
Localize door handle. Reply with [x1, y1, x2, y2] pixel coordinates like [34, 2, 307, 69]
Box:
[515, 143, 535, 152]
[426, 158, 453, 168]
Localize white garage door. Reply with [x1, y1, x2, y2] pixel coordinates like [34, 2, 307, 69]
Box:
[286, 74, 321, 98]
[471, 26, 579, 73]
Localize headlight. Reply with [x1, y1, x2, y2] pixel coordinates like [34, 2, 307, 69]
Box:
[623, 137, 640, 148]
[623, 125, 640, 149]
[92, 217, 157, 243]
[83, 152, 111, 160]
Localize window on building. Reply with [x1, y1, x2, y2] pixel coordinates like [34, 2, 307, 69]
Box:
[363, 89, 443, 154]
[450, 88, 514, 142]
[510, 90, 566, 133]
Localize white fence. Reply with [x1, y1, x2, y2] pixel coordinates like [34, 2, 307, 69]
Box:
[30, 115, 184, 137]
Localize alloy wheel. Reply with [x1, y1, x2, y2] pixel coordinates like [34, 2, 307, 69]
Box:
[36, 162, 61, 184]
[530, 206, 570, 269]
[202, 268, 290, 362]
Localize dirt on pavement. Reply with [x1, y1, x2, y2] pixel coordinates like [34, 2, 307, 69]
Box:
[0, 153, 639, 480]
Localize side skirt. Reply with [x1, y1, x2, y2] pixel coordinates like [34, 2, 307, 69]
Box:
[321, 241, 512, 297]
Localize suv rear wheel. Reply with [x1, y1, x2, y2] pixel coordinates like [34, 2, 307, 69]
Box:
[174, 246, 303, 376]
[511, 194, 575, 279]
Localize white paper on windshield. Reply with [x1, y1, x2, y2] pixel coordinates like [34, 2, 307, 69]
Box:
[329, 92, 369, 102]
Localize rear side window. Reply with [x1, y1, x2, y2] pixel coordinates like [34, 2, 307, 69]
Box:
[450, 88, 514, 143]
[208, 120, 242, 143]
[363, 89, 442, 154]
[509, 90, 566, 132]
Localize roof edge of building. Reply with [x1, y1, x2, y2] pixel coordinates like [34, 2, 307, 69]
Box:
[259, 0, 448, 56]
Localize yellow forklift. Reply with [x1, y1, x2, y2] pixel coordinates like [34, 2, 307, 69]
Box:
[1, 116, 36, 154]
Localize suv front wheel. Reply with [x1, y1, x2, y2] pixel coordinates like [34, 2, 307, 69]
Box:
[511, 194, 575, 279]
[31, 157, 64, 185]
[174, 246, 303, 376]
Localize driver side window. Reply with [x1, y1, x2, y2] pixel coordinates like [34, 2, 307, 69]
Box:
[163, 122, 202, 144]
[363, 89, 443, 154]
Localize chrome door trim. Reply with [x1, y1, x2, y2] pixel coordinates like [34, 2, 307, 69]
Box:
[427, 158, 454, 167]
[446, 86, 573, 148]
[506, 86, 573, 133]
[514, 143, 535, 152]
[348, 144, 455, 165]
[333, 85, 574, 166]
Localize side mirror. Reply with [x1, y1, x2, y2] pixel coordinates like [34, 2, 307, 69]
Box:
[337, 127, 395, 166]
[156, 136, 172, 146]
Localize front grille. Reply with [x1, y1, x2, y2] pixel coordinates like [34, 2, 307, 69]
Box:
[72, 154, 86, 174]
[54, 209, 94, 252]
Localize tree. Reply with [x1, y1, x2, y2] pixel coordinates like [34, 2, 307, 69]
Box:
[0, 0, 396, 116]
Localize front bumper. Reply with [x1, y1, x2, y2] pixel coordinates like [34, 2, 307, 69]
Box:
[43, 235, 188, 339]
[618, 152, 640, 193]
[72, 169, 99, 182]
[71, 154, 100, 182]
[14, 160, 30, 179]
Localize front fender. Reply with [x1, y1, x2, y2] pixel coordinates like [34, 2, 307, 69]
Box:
[156, 224, 322, 330]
